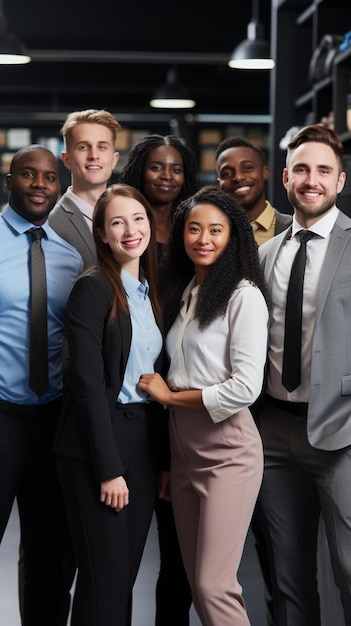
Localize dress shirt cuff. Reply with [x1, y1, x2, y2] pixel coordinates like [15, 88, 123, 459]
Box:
[202, 386, 230, 423]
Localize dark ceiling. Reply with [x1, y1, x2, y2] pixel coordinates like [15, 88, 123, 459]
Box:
[0, 0, 272, 124]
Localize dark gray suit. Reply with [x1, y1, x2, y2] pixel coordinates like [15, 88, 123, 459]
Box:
[256, 210, 351, 625]
[49, 193, 96, 269]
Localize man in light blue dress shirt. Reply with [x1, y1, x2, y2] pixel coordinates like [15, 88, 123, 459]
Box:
[0, 144, 83, 625]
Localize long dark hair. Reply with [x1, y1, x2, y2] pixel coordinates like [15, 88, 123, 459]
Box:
[160, 185, 268, 332]
[93, 183, 161, 326]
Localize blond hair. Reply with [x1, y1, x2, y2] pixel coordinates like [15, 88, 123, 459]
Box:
[61, 109, 121, 150]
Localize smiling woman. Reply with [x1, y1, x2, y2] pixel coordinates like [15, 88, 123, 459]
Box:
[138, 185, 269, 626]
[119, 133, 199, 625]
[99, 194, 151, 273]
[53, 183, 166, 626]
[183, 202, 231, 284]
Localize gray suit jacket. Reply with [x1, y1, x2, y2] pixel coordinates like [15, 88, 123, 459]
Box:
[274, 208, 292, 235]
[49, 193, 96, 270]
[259, 210, 351, 451]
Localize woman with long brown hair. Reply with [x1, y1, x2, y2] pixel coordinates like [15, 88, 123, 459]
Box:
[54, 183, 165, 626]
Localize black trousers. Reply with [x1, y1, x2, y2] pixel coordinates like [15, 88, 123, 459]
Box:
[0, 399, 75, 626]
[57, 402, 159, 626]
[154, 498, 192, 626]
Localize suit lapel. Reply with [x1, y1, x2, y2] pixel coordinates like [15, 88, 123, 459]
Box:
[261, 227, 292, 288]
[61, 195, 92, 238]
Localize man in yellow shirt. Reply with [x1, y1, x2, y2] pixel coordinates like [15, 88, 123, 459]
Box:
[216, 136, 292, 247]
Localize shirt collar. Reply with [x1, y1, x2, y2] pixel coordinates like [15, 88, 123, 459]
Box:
[121, 267, 149, 300]
[65, 186, 95, 220]
[2, 203, 49, 236]
[292, 206, 338, 240]
[251, 201, 275, 232]
[180, 277, 199, 307]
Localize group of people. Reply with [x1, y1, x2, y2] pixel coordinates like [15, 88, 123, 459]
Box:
[1, 108, 351, 626]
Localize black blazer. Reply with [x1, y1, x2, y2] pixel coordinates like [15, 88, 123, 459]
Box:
[54, 268, 166, 481]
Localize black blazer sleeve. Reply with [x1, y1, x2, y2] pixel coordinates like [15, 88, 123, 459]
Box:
[54, 270, 132, 482]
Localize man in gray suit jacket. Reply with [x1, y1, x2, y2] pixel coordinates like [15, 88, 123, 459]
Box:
[49, 109, 121, 268]
[256, 124, 351, 625]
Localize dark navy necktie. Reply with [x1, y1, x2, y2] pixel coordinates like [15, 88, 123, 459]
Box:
[28, 227, 49, 396]
[282, 230, 316, 393]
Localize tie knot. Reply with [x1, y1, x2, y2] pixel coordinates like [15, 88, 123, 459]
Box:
[298, 230, 315, 244]
[27, 227, 46, 242]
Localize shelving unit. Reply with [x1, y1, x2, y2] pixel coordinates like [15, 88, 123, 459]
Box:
[334, 47, 351, 139]
[268, 2, 350, 622]
[268, 0, 351, 215]
[0, 114, 271, 209]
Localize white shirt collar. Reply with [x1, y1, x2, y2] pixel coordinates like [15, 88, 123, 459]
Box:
[292, 206, 339, 240]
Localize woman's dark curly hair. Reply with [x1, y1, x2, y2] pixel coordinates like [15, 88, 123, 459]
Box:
[118, 134, 198, 208]
[160, 185, 268, 332]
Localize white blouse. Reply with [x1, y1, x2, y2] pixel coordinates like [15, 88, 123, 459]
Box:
[166, 278, 269, 423]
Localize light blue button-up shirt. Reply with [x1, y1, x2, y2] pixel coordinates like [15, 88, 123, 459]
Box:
[0, 204, 83, 404]
[117, 268, 162, 404]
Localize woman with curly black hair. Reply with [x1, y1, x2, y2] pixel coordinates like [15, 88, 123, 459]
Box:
[139, 185, 269, 626]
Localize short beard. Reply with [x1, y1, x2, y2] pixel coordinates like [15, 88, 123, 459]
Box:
[287, 190, 336, 220]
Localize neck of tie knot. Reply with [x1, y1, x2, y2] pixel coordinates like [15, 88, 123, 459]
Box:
[28, 226, 46, 242]
[298, 230, 315, 245]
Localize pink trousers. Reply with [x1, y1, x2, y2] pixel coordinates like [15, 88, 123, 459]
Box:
[170, 406, 263, 626]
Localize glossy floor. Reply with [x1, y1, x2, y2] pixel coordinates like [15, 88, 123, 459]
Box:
[0, 501, 267, 625]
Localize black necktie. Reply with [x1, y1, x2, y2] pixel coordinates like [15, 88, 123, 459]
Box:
[28, 227, 49, 396]
[282, 230, 316, 393]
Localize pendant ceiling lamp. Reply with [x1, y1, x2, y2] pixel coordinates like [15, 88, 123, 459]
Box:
[149, 66, 196, 109]
[0, 0, 31, 64]
[228, 0, 274, 70]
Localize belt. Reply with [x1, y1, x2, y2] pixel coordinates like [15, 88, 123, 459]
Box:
[0, 397, 62, 416]
[268, 396, 308, 417]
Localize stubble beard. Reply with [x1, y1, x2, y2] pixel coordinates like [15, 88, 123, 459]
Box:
[287, 189, 336, 220]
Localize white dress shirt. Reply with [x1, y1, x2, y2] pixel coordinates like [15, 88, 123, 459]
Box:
[267, 207, 338, 402]
[166, 277, 269, 423]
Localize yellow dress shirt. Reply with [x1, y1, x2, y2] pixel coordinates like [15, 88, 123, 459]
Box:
[251, 201, 276, 246]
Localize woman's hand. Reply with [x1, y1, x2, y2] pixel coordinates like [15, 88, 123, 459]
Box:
[138, 372, 172, 405]
[100, 476, 129, 512]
